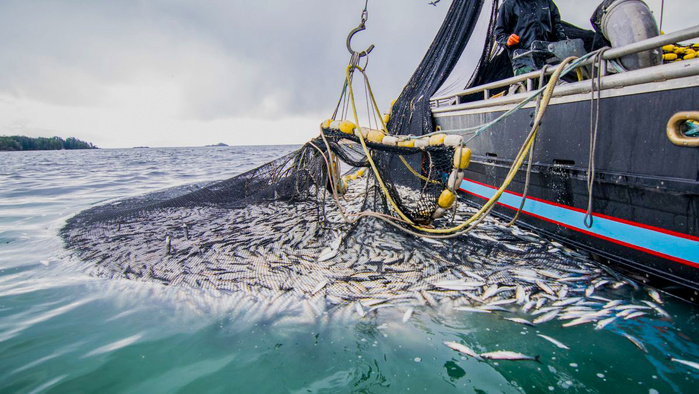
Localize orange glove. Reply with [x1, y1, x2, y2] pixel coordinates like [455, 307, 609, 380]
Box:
[507, 34, 520, 47]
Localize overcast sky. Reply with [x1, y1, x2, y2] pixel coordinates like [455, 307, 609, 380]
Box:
[0, 0, 694, 148]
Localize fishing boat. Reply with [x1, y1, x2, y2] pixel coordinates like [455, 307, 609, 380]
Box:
[425, 0, 699, 297]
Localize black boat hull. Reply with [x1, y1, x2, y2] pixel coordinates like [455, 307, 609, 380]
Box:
[433, 81, 699, 296]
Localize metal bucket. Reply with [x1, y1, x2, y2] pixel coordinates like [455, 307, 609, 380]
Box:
[600, 0, 661, 70]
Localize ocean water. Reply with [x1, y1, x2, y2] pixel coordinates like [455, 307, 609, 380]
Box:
[1, 146, 698, 393]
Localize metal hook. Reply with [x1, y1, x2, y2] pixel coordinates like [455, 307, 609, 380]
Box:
[346, 21, 374, 58]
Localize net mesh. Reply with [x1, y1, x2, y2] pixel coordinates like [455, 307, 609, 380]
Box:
[60, 0, 642, 322]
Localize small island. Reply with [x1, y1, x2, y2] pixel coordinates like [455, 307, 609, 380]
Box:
[0, 136, 98, 151]
[206, 142, 229, 147]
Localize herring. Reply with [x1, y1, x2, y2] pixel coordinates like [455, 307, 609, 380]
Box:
[595, 316, 617, 330]
[480, 351, 540, 362]
[670, 357, 699, 371]
[537, 334, 570, 350]
[444, 341, 482, 359]
[622, 333, 647, 353]
[504, 317, 535, 326]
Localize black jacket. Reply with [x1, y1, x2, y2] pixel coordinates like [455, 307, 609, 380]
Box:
[494, 0, 567, 51]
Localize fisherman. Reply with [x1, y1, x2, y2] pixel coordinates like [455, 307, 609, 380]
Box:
[494, 0, 568, 75]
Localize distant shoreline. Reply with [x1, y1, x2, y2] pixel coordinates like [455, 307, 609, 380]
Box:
[0, 136, 98, 151]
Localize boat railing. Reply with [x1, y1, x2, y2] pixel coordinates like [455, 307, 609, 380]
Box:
[430, 25, 699, 109]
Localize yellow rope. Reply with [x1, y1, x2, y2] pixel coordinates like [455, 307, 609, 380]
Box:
[343, 57, 575, 234]
[398, 155, 441, 184]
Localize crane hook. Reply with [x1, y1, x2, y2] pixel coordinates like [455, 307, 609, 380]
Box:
[346, 10, 374, 58]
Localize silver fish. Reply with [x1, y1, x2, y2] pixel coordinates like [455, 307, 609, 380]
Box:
[648, 288, 663, 304]
[443, 341, 482, 359]
[562, 316, 597, 327]
[624, 311, 646, 320]
[552, 297, 581, 307]
[536, 280, 555, 295]
[454, 306, 492, 314]
[504, 317, 535, 326]
[641, 300, 671, 318]
[670, 357, 699, 371]
[585, 285, 595, 297]
[595, 316, 617, 330]
[402, 307, 414, 323]
[481, 284, 499, 300]
[537, 334, 570, 350]
[533, 309, 559, 324]
[622, 333, 647, 353]
[515, 285, 526, 304]
[604, 300, 624, 309]
[557, 285, 569, 299]
[521, 300, 536, 313]
[355, 302, 366, 318]
[480, 351, 540, 362]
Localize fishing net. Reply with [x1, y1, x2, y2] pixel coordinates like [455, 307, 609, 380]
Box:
[61, 0, 663, 328]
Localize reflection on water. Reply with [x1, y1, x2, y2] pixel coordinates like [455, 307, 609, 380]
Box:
[0, 146, 697, 393]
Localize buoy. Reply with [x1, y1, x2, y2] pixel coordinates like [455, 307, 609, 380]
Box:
[356, 168, 366, 177]
[447, 170, 464, 190]
[453, 147, 472, 170]
[663, 53, 678, 61]
[684, 53, 697, 60]
[321, 119, 333, 129]
[428, 134, 446, 146]
[662, 44, 676, 52]
[382, 136, 398, 146]
[383, 113, 390, 124]
[414, 138, 429, 149]
[443, 135, 463, 147]
[438, 189, 456, 209]
[398, 139, 415, 148]
[339, 120, 357, 134]
[367, 129, 385, 143]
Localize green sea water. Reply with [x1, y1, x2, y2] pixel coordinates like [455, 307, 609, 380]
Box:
[1, 147, 698, 393]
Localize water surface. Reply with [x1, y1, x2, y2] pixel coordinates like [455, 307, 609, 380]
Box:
[1, 146, 697, 393]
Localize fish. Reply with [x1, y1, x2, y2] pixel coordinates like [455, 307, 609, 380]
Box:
[536, 280, 555, 295]
[443, 341, 482, 360]
[612, 281, 628, 289]
[479, 305, 512, 312]
[480, 351, 540, 362]
[670, 357, 699, 371]
[533, 309, 559, 324]
[504, 317, 534, 326]
[552, 297, 581, 307]
[481, 284, 499, 300]
[595, 316, 617, 330]
[537, 334, 570, 350]
[622, 333, 647, 353]
[488, 299, 516, 306]
[312, 280, 327, 295]
[648, 288, 663, 304]
[521, 300, 536, 313]
[624, 311, 646, 320]
[557, 285, 568, 299]
[355, 302, 366, 318]
[584, 285, 595, 297]
[515, 285, 526, 304]
[562, 316, 597, 327]
[613, 305, 652, 311]
[402, 307, 414, 323]
[317, 247, 338, 262]
[641, 300, 671, 319]
[453, 306, 492, 314]
[604, 300, 624, 309]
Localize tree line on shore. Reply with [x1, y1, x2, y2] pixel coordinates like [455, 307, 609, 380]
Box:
[0, 136, 98, 151]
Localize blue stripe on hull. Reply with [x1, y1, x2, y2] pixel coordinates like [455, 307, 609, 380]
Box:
[458, 178, 699, 266]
